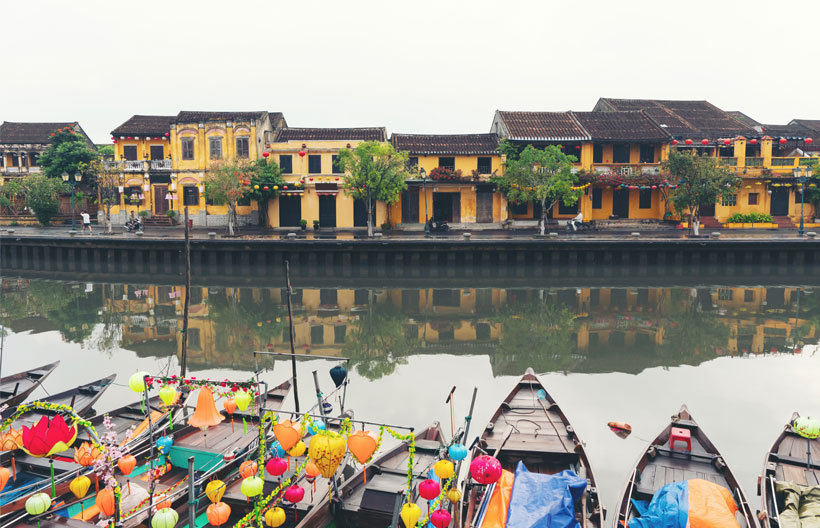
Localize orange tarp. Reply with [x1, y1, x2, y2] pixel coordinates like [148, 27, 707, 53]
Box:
[688, 478, 740, 528]
[480, 469, 515, 528]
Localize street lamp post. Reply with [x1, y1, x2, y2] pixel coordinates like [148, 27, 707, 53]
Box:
[61, 171, 82, 231]
[793, 166, 812, 237]
[420, 167, 429, 237]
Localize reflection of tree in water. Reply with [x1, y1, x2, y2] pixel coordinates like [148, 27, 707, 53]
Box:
[491, 296, 578, 375]
[660, 288, 731, 361]
[343, 301, 416, 380]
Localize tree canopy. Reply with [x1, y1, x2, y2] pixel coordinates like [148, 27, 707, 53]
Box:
[203, 161, 255, 235]
[37, 126, 98, 180]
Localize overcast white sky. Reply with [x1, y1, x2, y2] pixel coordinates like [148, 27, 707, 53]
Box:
[3, 1, 818, 143]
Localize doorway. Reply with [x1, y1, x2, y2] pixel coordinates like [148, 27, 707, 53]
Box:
[278, 196, 301, 227]
[401, 190, 419, 224]
[770, 188, 789, 216]
[154, 185, 169, 215]
[613, 189, 630, 218]
[354, 199, 376, 227]
[433, 192, 460, 222]
[319, 195, 337, 228]
[476, 192, 493, 223]
[699, 201, 716, 217]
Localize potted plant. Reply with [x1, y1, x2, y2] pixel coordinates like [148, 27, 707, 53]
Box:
[138, 210, 149, 219]
[313, 220, 320, 231]
[166, 210, 177, 224]
[299, 219, 307, 231]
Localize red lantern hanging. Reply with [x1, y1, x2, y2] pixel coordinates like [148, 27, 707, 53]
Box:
[283, 185, 288, 190]
[750, 138, 758, 145]
[684, 139, 693, 145]
[671, 140, 678, 145]
[806, 137, 814, 144]
[266, 457, 288, 477]
[723, 139, 731, 146]
[298, 150, 306, 157]
[779, 137, 787, 144]
[701, 139, 709, 145]
[262, 151, 270, 158]
[284, 485, 305, 504]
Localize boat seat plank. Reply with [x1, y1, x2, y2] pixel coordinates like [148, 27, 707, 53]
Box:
[776, 466, 785, 482]
[487, 434, 572, 454]
[783, 465, 808, 486]
[791, 437, 809, 460]
[779, 436, 795, 457]
[806, 471, 820, 487]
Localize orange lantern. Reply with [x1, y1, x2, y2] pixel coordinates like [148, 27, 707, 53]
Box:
[188, 387, 225, 430]
[305, 460, 321, 481]
[272, 420, 301, 451]
[206, 501, 231, 526]
[96, 487, 116, 517]
[347, 431, 378, 464]
[0, 428, 22, 451]
[118, 454, 137, 475]
[0, 467, 9, 492]
[154, 494, 172, 510]
[74, 442, 102, 466]
[239, 460, 258, 478]
[223, 399, 237, 415]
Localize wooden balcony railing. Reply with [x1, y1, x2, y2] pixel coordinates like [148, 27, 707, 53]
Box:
[746, 157, 764, 167]
[771, 157, 797, 167]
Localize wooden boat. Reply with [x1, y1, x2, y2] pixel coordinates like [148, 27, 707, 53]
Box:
[295, 422, 445, 528]
[14, 373, 117, 431]
[759, 412, 820, 528]
[616, 405, 756, 528]
[462, 368, 603, 528]
[0, 361, 59, 408]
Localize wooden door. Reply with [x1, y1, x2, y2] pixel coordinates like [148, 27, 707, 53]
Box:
[401, 190, 419, 223]
[700, 201, 716, 217]
[279, 196, 301, 227]
[154, 185, 169, 215]
[319, 195, 337, 227]
[613, 189, 630, 218]
[476, 192, 493, 223]
[770, 188, 789, 216]
[451, 192, 461, 223]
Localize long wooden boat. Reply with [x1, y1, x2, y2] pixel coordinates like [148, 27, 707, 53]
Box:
[616, 405, 756, 528]
[462, 368, 603, 528]
[14, 373, 117, 430]
[759, 412, 820, 528]
[0, 361, 59, 408]
[295, 422, 445, 528]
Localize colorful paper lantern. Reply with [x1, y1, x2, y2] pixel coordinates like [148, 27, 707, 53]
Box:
[307, 420, 326, 435]
[287, 440, 306, 457]
[434, 460, 455, 480]
[73, 441, 101, 466]
[205, 480, 226, 503]
[234, 390, 252, 411]
[308, 433, 346, 478]
[470, 455, 502, 484]
[223, 399, 237, 415]
[239, 460, 258, 478]
[329, 365, 347, 387]
[265, 507, 286, 527]
[21, 414, 78, 457]
[400, 502, 421, 528]
[447, 488, 461, 504]
[0, 467, 9, 492]
[118, 454, 137, 475]
[671, 139, 678, 145]
[156, 436, 173, 454]
[284, 484, 305, 503]
[347, 430, 378, 464]
[96, 487, 116, 517]
[241, 476, 264, 498]
[206, 502, 231, 526]
[272, 420, 301, 451]
[701, 139, 709, 145]
[155, 494, 172, 510]
[152, 507, 179, 528]
[129, 372, 150, 392]
[750, 138, 758, 145]
[298, 150, 306, 157]
[159, 385, 178, 406]
[431, 508, 452, 528]
[0, 428, 22, 451]
[419, 479, 440, 500]
[794, 416, 820, 439]
[188, 386, 225, 430]
[723, 139, 731, 145]
[262, 151, 270, 158]
[780, 137, 788, 144]
[305, 460, 321, 482]
[25, 493, 51, 515]
[448, 444, 468, 461]
[806, 137, 814, 144]
[266, 457, 288, 477]
[684, 139, 693, 145]
[69, 475, 90, 499]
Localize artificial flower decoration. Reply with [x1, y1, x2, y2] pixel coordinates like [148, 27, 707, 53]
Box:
[22, 414, 78, 457]
[0, 428, 22, 451]
[73, 441, 102, 466]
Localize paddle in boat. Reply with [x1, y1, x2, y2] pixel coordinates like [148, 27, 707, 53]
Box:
[616, 404, 756, 528]
[462, 368, 603, 528]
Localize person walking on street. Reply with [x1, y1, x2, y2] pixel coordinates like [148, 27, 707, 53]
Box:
[570, 210, 583, 231]
[80, 210, 92, 234]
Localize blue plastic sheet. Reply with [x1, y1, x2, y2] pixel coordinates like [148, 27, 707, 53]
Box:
[505, 461, 587, 528]
[629, 481, 688, 528]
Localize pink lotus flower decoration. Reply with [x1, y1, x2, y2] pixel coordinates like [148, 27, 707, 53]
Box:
[21, 415, 78, 457]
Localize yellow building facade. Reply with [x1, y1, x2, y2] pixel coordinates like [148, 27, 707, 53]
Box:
[264, 128, 388, 229]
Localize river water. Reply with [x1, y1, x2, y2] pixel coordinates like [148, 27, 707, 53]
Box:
[1, 275, 818, 516]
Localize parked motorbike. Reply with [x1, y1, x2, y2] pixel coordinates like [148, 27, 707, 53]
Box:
[125, 218, 143, 233]
[425, 217, 450, 233]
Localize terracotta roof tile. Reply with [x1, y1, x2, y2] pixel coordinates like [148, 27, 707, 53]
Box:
[111, 115, 174, 137]
[273, 127, 386, 142]
[571, 111, 671, 141]
[496, 111, 589, 141]
[175, 111, 267, 123]
[391, 133, 499, 155]
[0, 121, 78, 144]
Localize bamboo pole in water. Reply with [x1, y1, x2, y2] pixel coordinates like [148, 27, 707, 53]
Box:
[285, 260, 300, 412]
[180, 207, 191, 377]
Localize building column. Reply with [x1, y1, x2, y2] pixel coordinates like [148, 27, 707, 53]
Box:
[761, 136, 773, 168]
[734, 137, 747, 168]
[579, 143, 594, 170]
[660, 143, 670, 162]
[197, 123, 206, 167]
[226, 121, 235, 161]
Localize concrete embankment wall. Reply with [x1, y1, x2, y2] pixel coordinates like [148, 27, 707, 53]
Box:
[1, 236, 819, 286]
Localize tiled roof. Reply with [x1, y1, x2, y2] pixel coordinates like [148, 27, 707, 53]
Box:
[175, 111, 267, 123]
[726, 110, 762, 128]
[272, 127, 386, 142]
[761, 123, 811, 140]
[391, 133, 499, 155]
[594, 98, 755, 139]
[0, 121, 78, 144]
[111, 115, 174, 137]
[268, 112, 287, 128]
[571, 111, 671, 141]
[789, 119, 820, 133]
[495, 111, 589, 141]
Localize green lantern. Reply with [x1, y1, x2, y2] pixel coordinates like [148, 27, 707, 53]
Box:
[240, 476, 264, 498]
[151, 507, 179, 528]
[25, 493, 51, 515]
[158, 385, 178, 406]
[234, 390, 252, 411]
[129, 372, 150, 393]
[793, 415, 820, 468]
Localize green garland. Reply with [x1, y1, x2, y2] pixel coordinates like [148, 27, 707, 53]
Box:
[232, 457, 310, 528]
[415, 474, 455, 528]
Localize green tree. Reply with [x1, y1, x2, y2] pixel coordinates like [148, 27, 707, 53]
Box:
[25, 175, 66, 225]
[37, 126, 97, 180]
[336, 141, 411, 236]
[0, 178, 28, 216]
[81, 159, 118, 233]
[203, 161, 253, 235]
[342, 299, 415, 380]
[663, 151, 739, 235]
[96, 145, 115, 158]
[245, 158, 284, 227]
[494, 142, 582, 235]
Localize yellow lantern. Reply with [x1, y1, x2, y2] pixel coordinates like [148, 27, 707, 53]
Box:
[264, 507, 286, 527]
[434, 460, 454, 480]
[400, 502, 421, 528]
[308, 433, 347, 478]
[287, 440, 306, 457]
[447, 488, 462, 504]
[205, 480, 225, 503]
[69, 475, 91, 499]
[129, 372, 150, 392]
[234, 390, 252, 411]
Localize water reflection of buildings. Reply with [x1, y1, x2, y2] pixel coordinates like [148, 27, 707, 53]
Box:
[94, 283, 819, 376]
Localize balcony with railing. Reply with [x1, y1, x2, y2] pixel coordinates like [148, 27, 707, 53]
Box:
[1, 166, 41, 174]
[720, 157, 737, 166]
[745, 157, 764, 167]
[124, 160, 144, 172]
[592, 163, 660, 176]
[150, 159, 172, 171]
[771, 157, 797, 168]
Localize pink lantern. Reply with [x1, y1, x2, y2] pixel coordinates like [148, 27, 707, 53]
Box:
[418, 479, 440, 500]
[701, 139, 709, 145]
[470, 455, 502, 485]
[284, 485, 305, 504]
[431, 509, 452, 528]
[651, 185, 657, 189]
[684, 139, 693, 145]
[266, 457, 288, 477]
[779, 137, 787, 144]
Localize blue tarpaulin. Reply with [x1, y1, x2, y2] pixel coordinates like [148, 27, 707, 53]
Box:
[629, 481, 688, 528]
[505, 461, 587, 528]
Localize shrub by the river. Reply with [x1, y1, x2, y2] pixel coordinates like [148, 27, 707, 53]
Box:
[25, 175, 66, 226]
